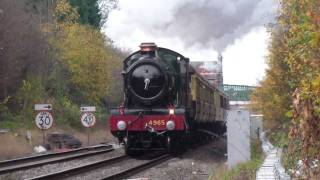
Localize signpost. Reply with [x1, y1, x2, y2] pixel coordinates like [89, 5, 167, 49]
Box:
[34, 104, 52, 111]
[80, 112, 96, 128]
[35, 104, 53, 144]
[80, 106, 96, 146]
[35, 111, 53, 129]
[80, 106, 96, 112]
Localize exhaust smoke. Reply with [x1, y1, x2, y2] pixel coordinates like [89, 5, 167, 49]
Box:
[105, 0, 277, 52]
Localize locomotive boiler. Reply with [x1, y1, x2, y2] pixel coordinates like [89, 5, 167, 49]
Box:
[109, 43, 229, 155]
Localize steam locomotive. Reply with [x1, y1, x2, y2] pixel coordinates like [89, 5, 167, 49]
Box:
[109, 43, 229, 155]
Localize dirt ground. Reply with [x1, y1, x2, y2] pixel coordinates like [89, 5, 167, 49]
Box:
[132, 138, 227, 180]
[0, 126, 116, 160]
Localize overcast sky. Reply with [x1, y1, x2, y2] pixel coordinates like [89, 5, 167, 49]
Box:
[102, 0, 278, 86]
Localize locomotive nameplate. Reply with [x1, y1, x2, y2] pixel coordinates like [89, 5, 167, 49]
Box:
[148, 120, 165, 126]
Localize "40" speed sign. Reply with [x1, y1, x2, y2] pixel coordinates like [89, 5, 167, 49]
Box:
[80, 113, 96, 127]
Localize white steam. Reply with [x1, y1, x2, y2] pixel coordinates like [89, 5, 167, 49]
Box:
[104, 0, 277, 52]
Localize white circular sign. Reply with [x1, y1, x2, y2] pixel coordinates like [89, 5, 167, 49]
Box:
[81, 113, 96, 127]
[35, 111, 54, 129]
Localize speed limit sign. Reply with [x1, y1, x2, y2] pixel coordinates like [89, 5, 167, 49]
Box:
[81, 113, 96, 127]
[35, 111, 53, 129]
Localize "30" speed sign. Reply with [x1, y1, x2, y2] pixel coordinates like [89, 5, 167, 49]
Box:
[35, 111, 53, 129]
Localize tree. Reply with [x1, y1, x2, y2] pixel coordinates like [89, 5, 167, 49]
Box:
[68, 0, 101, 28]
[0, 0, 48, 107]
[280, 0, 320, 177]
[253, 0, 320, 177]
[251, 26, 294, 129]
[0, 0, 122, 128]
[52, 0, 121, 104]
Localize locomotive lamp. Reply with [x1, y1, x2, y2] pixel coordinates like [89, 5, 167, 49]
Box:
[166, 120, 175, 130]
[117, 120, 126, 131]
[169, 108, 175, 115]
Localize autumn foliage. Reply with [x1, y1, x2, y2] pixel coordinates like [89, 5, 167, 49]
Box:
[252, 0, 320, 178]
[0, 0, 122, 128]
[52, 0, 121, 104]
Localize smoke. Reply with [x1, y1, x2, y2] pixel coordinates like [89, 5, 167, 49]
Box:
[164, 0, 276, 52]
[104, 0, 277, 52]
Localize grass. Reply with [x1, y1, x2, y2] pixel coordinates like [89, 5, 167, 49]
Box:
[0, 120, 21, 130]
[0, 133, 33, 160]
[210, 139, 264, 180]
[0, 124, 116, 160]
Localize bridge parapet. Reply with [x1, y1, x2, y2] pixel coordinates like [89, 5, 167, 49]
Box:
[221, 84, 256, 107]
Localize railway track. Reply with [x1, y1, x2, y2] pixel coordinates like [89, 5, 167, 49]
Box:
[0, 144, 114, 174]
[27, 153, 173, 180]
[103, 154, 172, 180]
[1, 135, 218, 179]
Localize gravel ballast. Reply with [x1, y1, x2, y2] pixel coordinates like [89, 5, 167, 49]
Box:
[132, 139, 227, 180]
[0, 148, 124, 180]
[0, 140, 226, 180]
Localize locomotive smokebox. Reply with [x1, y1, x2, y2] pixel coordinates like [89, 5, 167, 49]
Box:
[125, 43, 171, 105]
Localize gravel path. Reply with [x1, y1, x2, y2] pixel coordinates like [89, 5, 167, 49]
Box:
[131, 139, 227, 180]
[0, 148, 124, 180]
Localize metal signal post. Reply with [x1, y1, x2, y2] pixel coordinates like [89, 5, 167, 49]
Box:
[34, 104, 54, 145]
[80, 107, 96, 146]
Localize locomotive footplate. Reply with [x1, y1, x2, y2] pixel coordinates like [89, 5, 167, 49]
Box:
[144, 123, 166, 136]
[123, 131, 169, 150]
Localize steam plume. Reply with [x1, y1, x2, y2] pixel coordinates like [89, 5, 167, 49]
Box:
[105, 0, 277, 52]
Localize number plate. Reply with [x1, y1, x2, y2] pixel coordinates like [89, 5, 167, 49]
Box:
[148, 120, 165, 126]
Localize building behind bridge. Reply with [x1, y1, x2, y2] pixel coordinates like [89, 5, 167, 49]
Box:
[190, 53, 223, 87]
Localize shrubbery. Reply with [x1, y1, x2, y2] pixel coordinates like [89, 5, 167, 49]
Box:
[252, 0, 320, 177]
[0, 0, 122, 130]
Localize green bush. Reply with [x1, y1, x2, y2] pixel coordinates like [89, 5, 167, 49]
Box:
[0, 97, 14, 122]
[215, 139, 264, 180]
[0, 120, 20, 130]
[96, 106, 109, 124]
[268, 130, 288, 148]
[53, 95, 80, 128]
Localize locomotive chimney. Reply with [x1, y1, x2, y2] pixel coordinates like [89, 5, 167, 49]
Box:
[140, 42, 157, 54]
[218, 52, 223, 86]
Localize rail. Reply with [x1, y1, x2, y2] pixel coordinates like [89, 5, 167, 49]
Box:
[27, 155, 129, 180]
[0, 144, 113, 174]
[103, 154, 172, 180]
